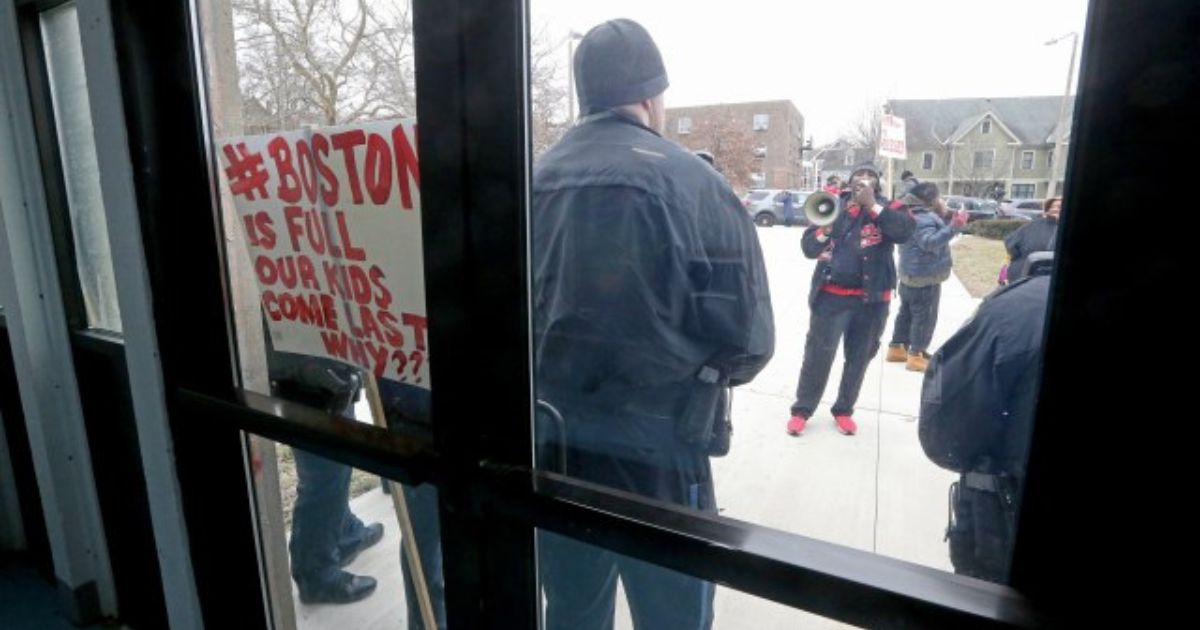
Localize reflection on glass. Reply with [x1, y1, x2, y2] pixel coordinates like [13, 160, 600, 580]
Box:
[530, 0, 1080, 595]
[40, 2, 123, 332]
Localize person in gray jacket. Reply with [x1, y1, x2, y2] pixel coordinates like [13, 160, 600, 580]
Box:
[887, 182, 967, 372]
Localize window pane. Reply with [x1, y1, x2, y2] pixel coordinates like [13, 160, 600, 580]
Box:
[40, 2, 123, 332]
[247, 436, 443, 629]
[529, 1, 1078, 605]
[193, 3, 443, 618]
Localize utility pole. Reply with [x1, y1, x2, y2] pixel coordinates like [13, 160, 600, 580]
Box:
[1045, 32, 1078, 197]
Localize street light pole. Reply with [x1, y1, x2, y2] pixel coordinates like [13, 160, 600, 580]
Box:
[809, 146, 829, 190]
[1045, 32, 1078, 197]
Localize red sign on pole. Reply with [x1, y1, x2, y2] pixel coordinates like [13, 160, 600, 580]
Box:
[879, 115, 907, 160]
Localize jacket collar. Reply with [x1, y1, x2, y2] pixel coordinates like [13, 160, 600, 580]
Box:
[578, 109, 662, 138]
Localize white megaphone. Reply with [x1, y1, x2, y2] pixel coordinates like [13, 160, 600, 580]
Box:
[803, 191, 841, 226]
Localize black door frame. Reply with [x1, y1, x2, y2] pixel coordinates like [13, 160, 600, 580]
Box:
[100, 0, 1197, 627]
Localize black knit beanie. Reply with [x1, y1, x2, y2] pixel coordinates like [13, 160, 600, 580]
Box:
[574, 19, 669, 113]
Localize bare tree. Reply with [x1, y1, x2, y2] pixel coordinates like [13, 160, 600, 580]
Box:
[678, 115, 757, 193]
[359, 0, 416, 119]
[530, 27, 570, 157]
[842, 100, 884, 164]
[230, 8, 578, 156]
[233, 0, 415, 129]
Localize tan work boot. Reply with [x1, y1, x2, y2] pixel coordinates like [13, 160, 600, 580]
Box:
[906, 352, 929, 372]
[886, 343, 908, 363]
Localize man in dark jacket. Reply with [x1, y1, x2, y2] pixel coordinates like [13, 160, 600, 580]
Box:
[899, 170, 919, 197]
[886, 182, 967, 372]
[266, 348, 383, 604]
[918, 255, 1052, 582]
[781, 190, 797, 226]
[786, 162, 915, 436]
[1004, 196, 1061, 282]
[532, 18, 774, 630]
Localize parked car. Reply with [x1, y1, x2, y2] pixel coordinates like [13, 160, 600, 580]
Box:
[742, 189, 812, 227]
[999, 198, 1045, 221]
[943, 196, 997, 222]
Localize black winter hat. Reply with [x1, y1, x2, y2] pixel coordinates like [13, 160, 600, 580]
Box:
[849, 161, 883, 194]
[574, 19, 669, 113]
[850, 161, 882, 179]
[911, 182, 940, 205]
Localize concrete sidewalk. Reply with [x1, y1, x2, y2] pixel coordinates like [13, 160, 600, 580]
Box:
[289, 227, 982, 629]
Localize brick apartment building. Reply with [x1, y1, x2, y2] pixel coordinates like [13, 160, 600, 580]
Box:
[664, 100, 805, 192]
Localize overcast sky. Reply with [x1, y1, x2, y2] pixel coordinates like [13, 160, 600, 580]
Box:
[532, 0, 1090, 143]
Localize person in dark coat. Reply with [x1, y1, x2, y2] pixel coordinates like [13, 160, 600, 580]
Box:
[786, 162, 915, 437]
[899, 170, 919, 197]
[919, 254, 1053, 582]
[532, 18, 774, 630]
[1004, 196, 1061, 282]
[375, 381, 445, 629]
[886, 182, 968, 372]
[781, 190, 797, 226]
[823, 175, 841, 196]
[266, 346, 383, 605]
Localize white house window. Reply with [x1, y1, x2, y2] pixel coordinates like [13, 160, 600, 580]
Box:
[753, 146, 768, 158]
[1012, 183, 1036, 198]
[844, 150, 855, 166]
[750, 172, 766, 186]
[973, 149, 995, 169]
[1048, 148, 1054, 168]
[678, 117, 692, 135]
[922, 152, 934, 170]
[753, 114, 769, 131]
[981, 119, 992, 134]
[1021, 150, 1035, 170]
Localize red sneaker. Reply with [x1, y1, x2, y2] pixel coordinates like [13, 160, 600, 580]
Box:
[786, 414, 807, 436]
[834, 414, 857, 435]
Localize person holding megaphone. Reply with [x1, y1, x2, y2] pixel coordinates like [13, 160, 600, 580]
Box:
[786, 162, 916, 437]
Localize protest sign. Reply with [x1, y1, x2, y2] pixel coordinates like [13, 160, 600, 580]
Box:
[218, 119, 429, 388]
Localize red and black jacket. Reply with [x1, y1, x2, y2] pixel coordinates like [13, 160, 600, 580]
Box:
[800, 195, 916, 307]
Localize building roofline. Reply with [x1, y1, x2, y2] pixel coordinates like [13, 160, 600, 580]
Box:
[946, 110, 1023, 144]
[666, 99, 803, 114]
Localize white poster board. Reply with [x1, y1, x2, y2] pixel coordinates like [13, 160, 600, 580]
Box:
[879, 114, 907, 160]
[217, 118, 430, 388]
